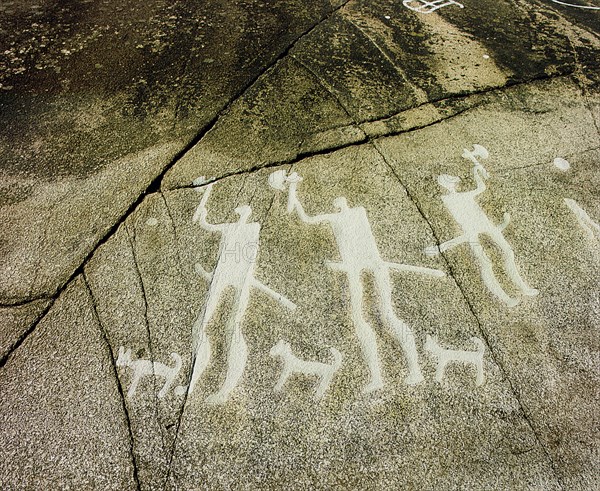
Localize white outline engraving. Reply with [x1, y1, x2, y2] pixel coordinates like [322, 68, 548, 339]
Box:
[190, 180, 296, 404]
[270, 170, 445, 391]
[425, 335, 485, 386]
[553, 158, 599, 243]
[116, 347, 186, 399]
[270, 340, 342, 400]
[565, 198, 600, 241]
[427, 145, 538, 307]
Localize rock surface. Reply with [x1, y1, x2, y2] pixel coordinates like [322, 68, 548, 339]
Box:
[1, 0, 599, 489]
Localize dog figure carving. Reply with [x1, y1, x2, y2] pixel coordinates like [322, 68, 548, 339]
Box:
[270, 340, 342, 400]
[425, 335, 485, 386]
[116, 347, 186, 399]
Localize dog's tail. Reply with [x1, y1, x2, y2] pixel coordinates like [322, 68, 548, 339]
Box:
[329, 347, 343, 370]
[170, 352, 183, 373]
[470, 337, 485, 354]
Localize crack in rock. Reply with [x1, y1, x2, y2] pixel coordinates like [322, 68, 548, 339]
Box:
[371, 141, 567, 490]
[82, 272, 141, 491]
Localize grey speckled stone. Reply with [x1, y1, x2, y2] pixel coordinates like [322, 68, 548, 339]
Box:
[0, 0, 337, 303]
[0, 277, 136, 490]
[376, 76, 600, 488]
[0, 298, 50, 360]
[1, 0, 599, 488]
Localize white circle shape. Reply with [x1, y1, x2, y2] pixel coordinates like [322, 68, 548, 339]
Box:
[553, 158, 571, 171]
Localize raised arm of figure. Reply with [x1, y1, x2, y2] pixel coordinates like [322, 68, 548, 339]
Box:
[472, 165, 487, 195]
[192, 184, 225, 232]
[288, 181, 332, 225]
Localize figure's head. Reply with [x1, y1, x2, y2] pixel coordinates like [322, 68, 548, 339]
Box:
[235, 205, 252, 222]
[437, 174, 461, 192]
[333, 196, 349, 211]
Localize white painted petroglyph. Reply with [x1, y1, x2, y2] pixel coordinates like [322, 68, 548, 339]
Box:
[270, 170, 445, 391]
[402, 0, 464, 14]
[428, 145, 538, 307]
[565, 198, 600, 241]
[549, 0, 600, 10]
[146, 217, 158, 226]
[270, 340, 342, 400]
[425, 335, 485, 386]
[116, 347, 185, 399]
[190, 179, 296, 404]
[553, 157, 571, 171]
[552, 162, 599, 242]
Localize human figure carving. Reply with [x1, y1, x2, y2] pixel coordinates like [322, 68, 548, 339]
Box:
[270, 340, 342, 401]
[424, 335, 485, 386]
[190, 179, 296, 404]
[116, 347, 186, 399]
[426, 145, 538, 307]
[270, 170, 445, 391]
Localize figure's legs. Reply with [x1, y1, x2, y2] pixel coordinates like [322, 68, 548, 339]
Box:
[373, 269, 424, 385]
[347, 272, 383, 393]
[435, 361, 445, 383]
[469, 241, 519, 307]
[490, 231, 538, 297]
[206, 283, 251, 404]
[565, 198, 600, 239]
[475, 361, 485, 387]
[189, 286, 223, 393]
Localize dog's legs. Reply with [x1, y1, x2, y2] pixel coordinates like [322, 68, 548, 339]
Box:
[435, 360, 445, 383]
[128, 368, 143, 398]
[158, 365, 176, 399]
[274, 368, 290, 392]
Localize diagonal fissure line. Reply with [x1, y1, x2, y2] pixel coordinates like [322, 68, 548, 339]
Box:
[360, 68, 578, 127]
[291, 55, 366, 131]
[0, 0, 353, 361]
[159, 189, 219, 490]
[1, 67, 585, 369]
[344, 15, 428, 104]
[82, 272, 141, 491]
[125, 222, 171, 471]
[283, 55, 562, 477]
[372, 141, 566, 490]
[0, 298, 56, 368]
